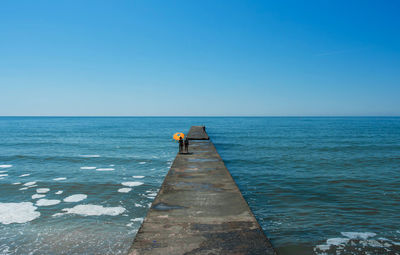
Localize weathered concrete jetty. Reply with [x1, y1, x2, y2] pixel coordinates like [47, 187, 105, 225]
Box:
[129, 126, 276, 255]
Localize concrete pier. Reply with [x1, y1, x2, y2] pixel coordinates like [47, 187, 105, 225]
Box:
[129, 126, 276, 255]
[186, 126, 209, 140]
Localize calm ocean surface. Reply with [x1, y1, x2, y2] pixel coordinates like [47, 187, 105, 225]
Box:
[0, 117, 399, 255]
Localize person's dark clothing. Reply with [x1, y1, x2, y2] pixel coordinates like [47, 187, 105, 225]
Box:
[184, 138, 189, 153]
[179, 138, 183, 154]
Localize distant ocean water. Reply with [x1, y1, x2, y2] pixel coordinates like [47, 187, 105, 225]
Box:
[1, 117, 399, 255]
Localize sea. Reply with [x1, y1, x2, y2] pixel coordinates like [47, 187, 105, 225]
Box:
[0, 117, 399, 255]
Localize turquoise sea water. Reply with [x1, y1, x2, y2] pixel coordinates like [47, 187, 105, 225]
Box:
[0, 117, 399, 255]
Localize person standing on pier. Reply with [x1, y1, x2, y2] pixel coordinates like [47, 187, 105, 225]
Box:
[179, 137, 184, 154]
[184, 137, 189, 153]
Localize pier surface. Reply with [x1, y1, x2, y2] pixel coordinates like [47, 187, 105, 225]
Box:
[186, 126, 209, 140]
[129, 126, 275, 255]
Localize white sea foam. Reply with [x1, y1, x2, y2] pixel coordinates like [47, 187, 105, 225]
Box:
[36, 188, 50, 194]
[133, 176, 145, 178]
[315, 232, 389, 254]
[364, 239, 385, 247]
[53, 177, 67, 181]
[12, 182, 21, 185]
[0, 202, 40, 224]
[0, 171, 7, 173]
[139, 162, 146, 164]
[147, 192, 157, 197]
[118, 188, 132, 193]
[326, 237, 349, 246]
[36, 199, 61, 206]
[32, 194, 46, 199]
[109, 164, 115, 167]
[0, 165, 12, 168]
[126, 217, 143, 227]
[0, 174, 8, 177]
[20, 185, 36, 190]
[63, 194, 87, 203]
[55, 190, 63, 195]
[23, 181, 37, 186]
[19, 174, 30, 177]
[62, 204, 126, 216]
[79, 155, 100, 158]
[341, 232, 377, 239]
[80, 166, 96, 170]
[121, 181, 143, 187]
[135, 203, 144, 207]
[96, 168, 115, 171]
[315, 244, 330, 251]
[378, 237, 391, 241]
[52, 213, 65, 217]
[131, 217, 143, 222]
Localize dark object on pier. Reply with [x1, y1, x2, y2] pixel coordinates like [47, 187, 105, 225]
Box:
[178, 137, 184, 154]
[184, 137, 189, 153]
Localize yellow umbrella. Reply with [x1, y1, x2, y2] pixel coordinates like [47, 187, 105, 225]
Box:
[173, 132, 185, 141]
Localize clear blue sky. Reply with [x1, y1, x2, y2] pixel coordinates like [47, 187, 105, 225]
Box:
[1, 0, 399, 116]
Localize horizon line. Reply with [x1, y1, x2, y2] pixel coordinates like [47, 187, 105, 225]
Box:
[1, 115, 399, 118]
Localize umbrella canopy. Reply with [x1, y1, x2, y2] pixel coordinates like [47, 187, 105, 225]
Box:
[173, 132, 185, 141]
